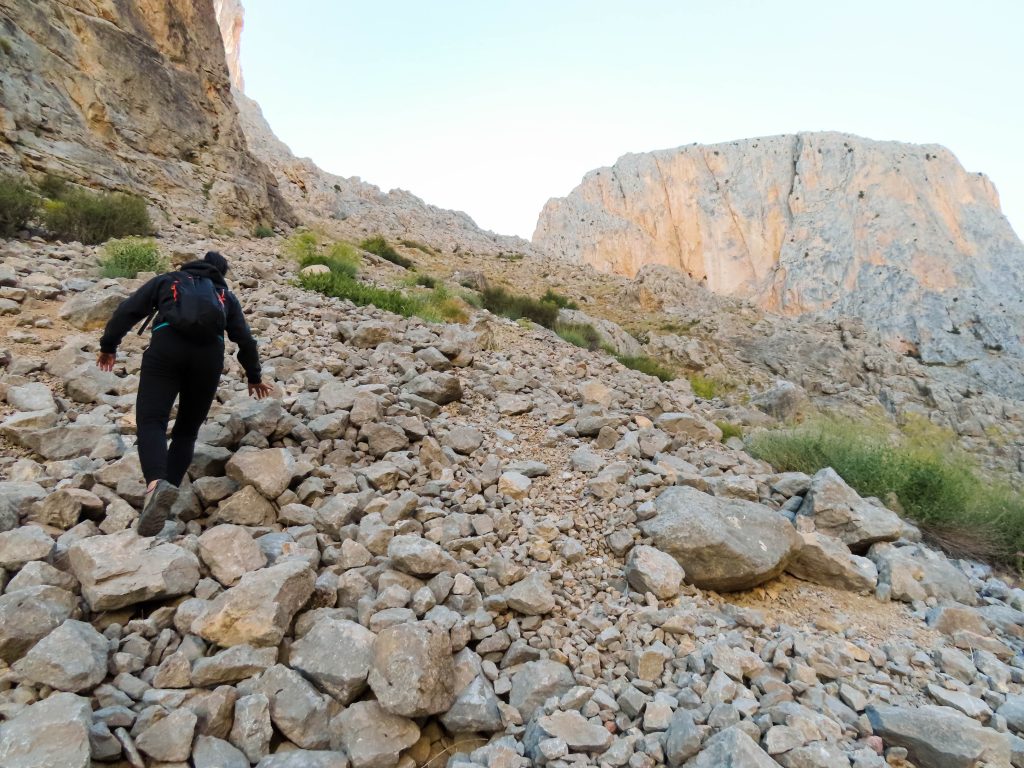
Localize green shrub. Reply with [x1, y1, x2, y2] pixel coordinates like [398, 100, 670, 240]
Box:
[359, 235, 413, 268]
[253, 224, 274, 238]
[414, 285, 468, 324]
[43, 189, 153, 244]
[285, 231, 320, 262]
[715, 420, 744, 441]
[747, 417, 1024, 563]
[690, 373, 724, 400]
[480, 286, 558, 328]
[556, 322, 602, 350]
[299, 269, 467, 324]
[37, 173, 67, 200]
[408, 274, 438, 289]
[287, 234, 361, 279]
[0, 174, 39, 237]
[399, 238, 434, 255]
[541, 288, 579, 310]
[616, 355, 675, 381]
[100, 237, 167, 278]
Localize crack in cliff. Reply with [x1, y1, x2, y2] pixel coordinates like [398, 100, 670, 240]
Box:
[699, 148, 756, 286]
[651, 153, 685, 268]
[785, 133, 803, 223]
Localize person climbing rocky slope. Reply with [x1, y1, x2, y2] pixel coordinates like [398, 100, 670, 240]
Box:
[533, 134, 1024, 399]
[0, 234, 1023, 767]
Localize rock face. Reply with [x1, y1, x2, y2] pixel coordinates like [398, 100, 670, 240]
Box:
[214, 0, 246, 91]
[866, 704, 1011, 768]
[641, 486, 801, 592]
[0, 0, 291, 225]
[534, 133, 1024, 391]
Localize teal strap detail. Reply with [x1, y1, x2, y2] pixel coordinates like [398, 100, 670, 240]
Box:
[152, 322, 169, 332]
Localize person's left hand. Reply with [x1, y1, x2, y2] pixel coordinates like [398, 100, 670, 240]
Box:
[97, 352, 116, 372]
[248, 381, 272, 400]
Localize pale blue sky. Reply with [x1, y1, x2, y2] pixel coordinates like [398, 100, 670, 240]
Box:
[242, 1, 1024, 239]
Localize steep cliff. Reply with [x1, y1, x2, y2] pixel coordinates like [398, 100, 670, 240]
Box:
[213, 0, 244, 91]
[534, 133, 1024, 377]
[0, 0, 290, 224]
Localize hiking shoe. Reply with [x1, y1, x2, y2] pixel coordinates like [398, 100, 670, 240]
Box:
[138, 480, 177, 537]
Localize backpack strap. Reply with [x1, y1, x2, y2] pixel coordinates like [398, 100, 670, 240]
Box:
[137, 310, 157, 335]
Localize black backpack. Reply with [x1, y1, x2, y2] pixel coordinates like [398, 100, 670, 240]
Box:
[141, 271, 228, 339]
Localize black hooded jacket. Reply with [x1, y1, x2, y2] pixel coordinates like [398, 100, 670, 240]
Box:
[99, 260, 262, 383]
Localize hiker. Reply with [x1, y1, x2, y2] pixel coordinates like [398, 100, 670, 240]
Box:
[97, 251, 271, 536]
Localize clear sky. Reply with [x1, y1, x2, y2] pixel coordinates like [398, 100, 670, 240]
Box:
[241, 1, 1024, 240]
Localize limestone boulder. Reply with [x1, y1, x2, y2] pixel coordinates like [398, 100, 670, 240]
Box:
[368, 621, 455, 717]
[0, 692, 92, 768]
[68, 530, 200, 611]
[226, 447, 295, 499]
[801, 468, 902, 552]
[510, 659, 575, 722]
[866, 704, 1011, 768]
[786, 531, 878, 593]
[625, 544, 685, 599]
[198, 524, 267, 586]
[193, 560, 315, 647]
[333, 700, 420, 768]
[640, 486, 801, 592]
[869, 543, 976, 606]
[289, 618, 376, 704]
[12, 619, 108, 692]
[0, 585, 75, 662]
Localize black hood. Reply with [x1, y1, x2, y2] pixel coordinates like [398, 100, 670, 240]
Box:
[180, 260, 228, 287]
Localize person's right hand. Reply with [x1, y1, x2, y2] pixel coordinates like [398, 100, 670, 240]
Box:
[248, 381, 272, 400]
[97, 352, 116, 372]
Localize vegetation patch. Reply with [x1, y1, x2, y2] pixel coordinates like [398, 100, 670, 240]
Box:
[399, 238, 434, 255]
[100, 237, 167, 278]
[252, 224, 274, 238]
[747, 417, 1024, 563]
[359, 235, 413, 269]
[540, 288, 579, 310]
[480, 286, 559, 328]
[555, 322, 602, 350]
[616, 354, 675, 382]
[715, 420, 744, 441]
[43, 188, 153, 244]
[0, 174, 39, 237]
[287, 233, 361, 279]
[689, 373, 727, 400]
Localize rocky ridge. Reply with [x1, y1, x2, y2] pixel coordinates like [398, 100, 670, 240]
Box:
[0, 234, 1023, 768]
[0, 0, 292, 226]
[533, 133, 1024, 399]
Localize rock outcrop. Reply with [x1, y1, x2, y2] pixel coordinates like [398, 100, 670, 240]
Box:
[534, 132, 1024, 385]
[0, 0, 291, 225]
[214, 0, 246, 91]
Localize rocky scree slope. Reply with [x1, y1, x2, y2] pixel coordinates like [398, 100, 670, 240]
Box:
[0, 0, 291, 226]
[0, 234, 1023, 767]
[533, 133, 1024, 399]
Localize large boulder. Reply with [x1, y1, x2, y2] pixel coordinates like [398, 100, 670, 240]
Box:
[387, 535, 455, 577]
[333, 700, 420, 768]
[625, 545, 685, 599]
[640, 486, 801, 592]
[68, 530, 200, 611]
[368, 621, 455, 717]
[226, 447, 295, 499]
[504, 571, 556, 615]
[800, 468, 902, 552]
[12, 619, 108, 692]
[869, 543, 977, 606]
[401, 371, 463, 405]
[193, 561, 315, 647]
[59, 286, 127, 330]
[290, 618, 376, 705]
[786, 531, 878, 593]
[0, 692, 92, 768]
[250, 664, 331, 750]
[0, 481, 46, 532]
[0, 525, 53, 569]
[866, 704, 1011, 768]
[509, 660, 576, 722]
[683, 726, 780, 767]
[0, 585, 75, 663]
[198, 524, 267, 586]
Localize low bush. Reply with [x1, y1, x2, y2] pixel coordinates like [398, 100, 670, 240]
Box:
[43, 189, 153, 244]
[616, 354, 675, 382]
[100, 237, 167, 278]
[715, 420, 744, 441]
[252, 224, 274, 238]
[300, 269, 467, 324]
[288, 234, 361, 279]
[480, 286, 559, 328]
[359, 235, 413, 268]
[555, 322, 602, 350]
[690, 373, 725, 400]
[407, 274, 438, 289]
[399, 238, 434, 255]
[0, 174, 39, 237]
[284, 231, 320, 262]
[541, 288, 579, 310]
[37, 173, 68, 200]
[747, 417, 1024, 563]
[414, 285, 468, 324]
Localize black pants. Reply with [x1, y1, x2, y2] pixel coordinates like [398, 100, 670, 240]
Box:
[136, 327, 223, 485]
